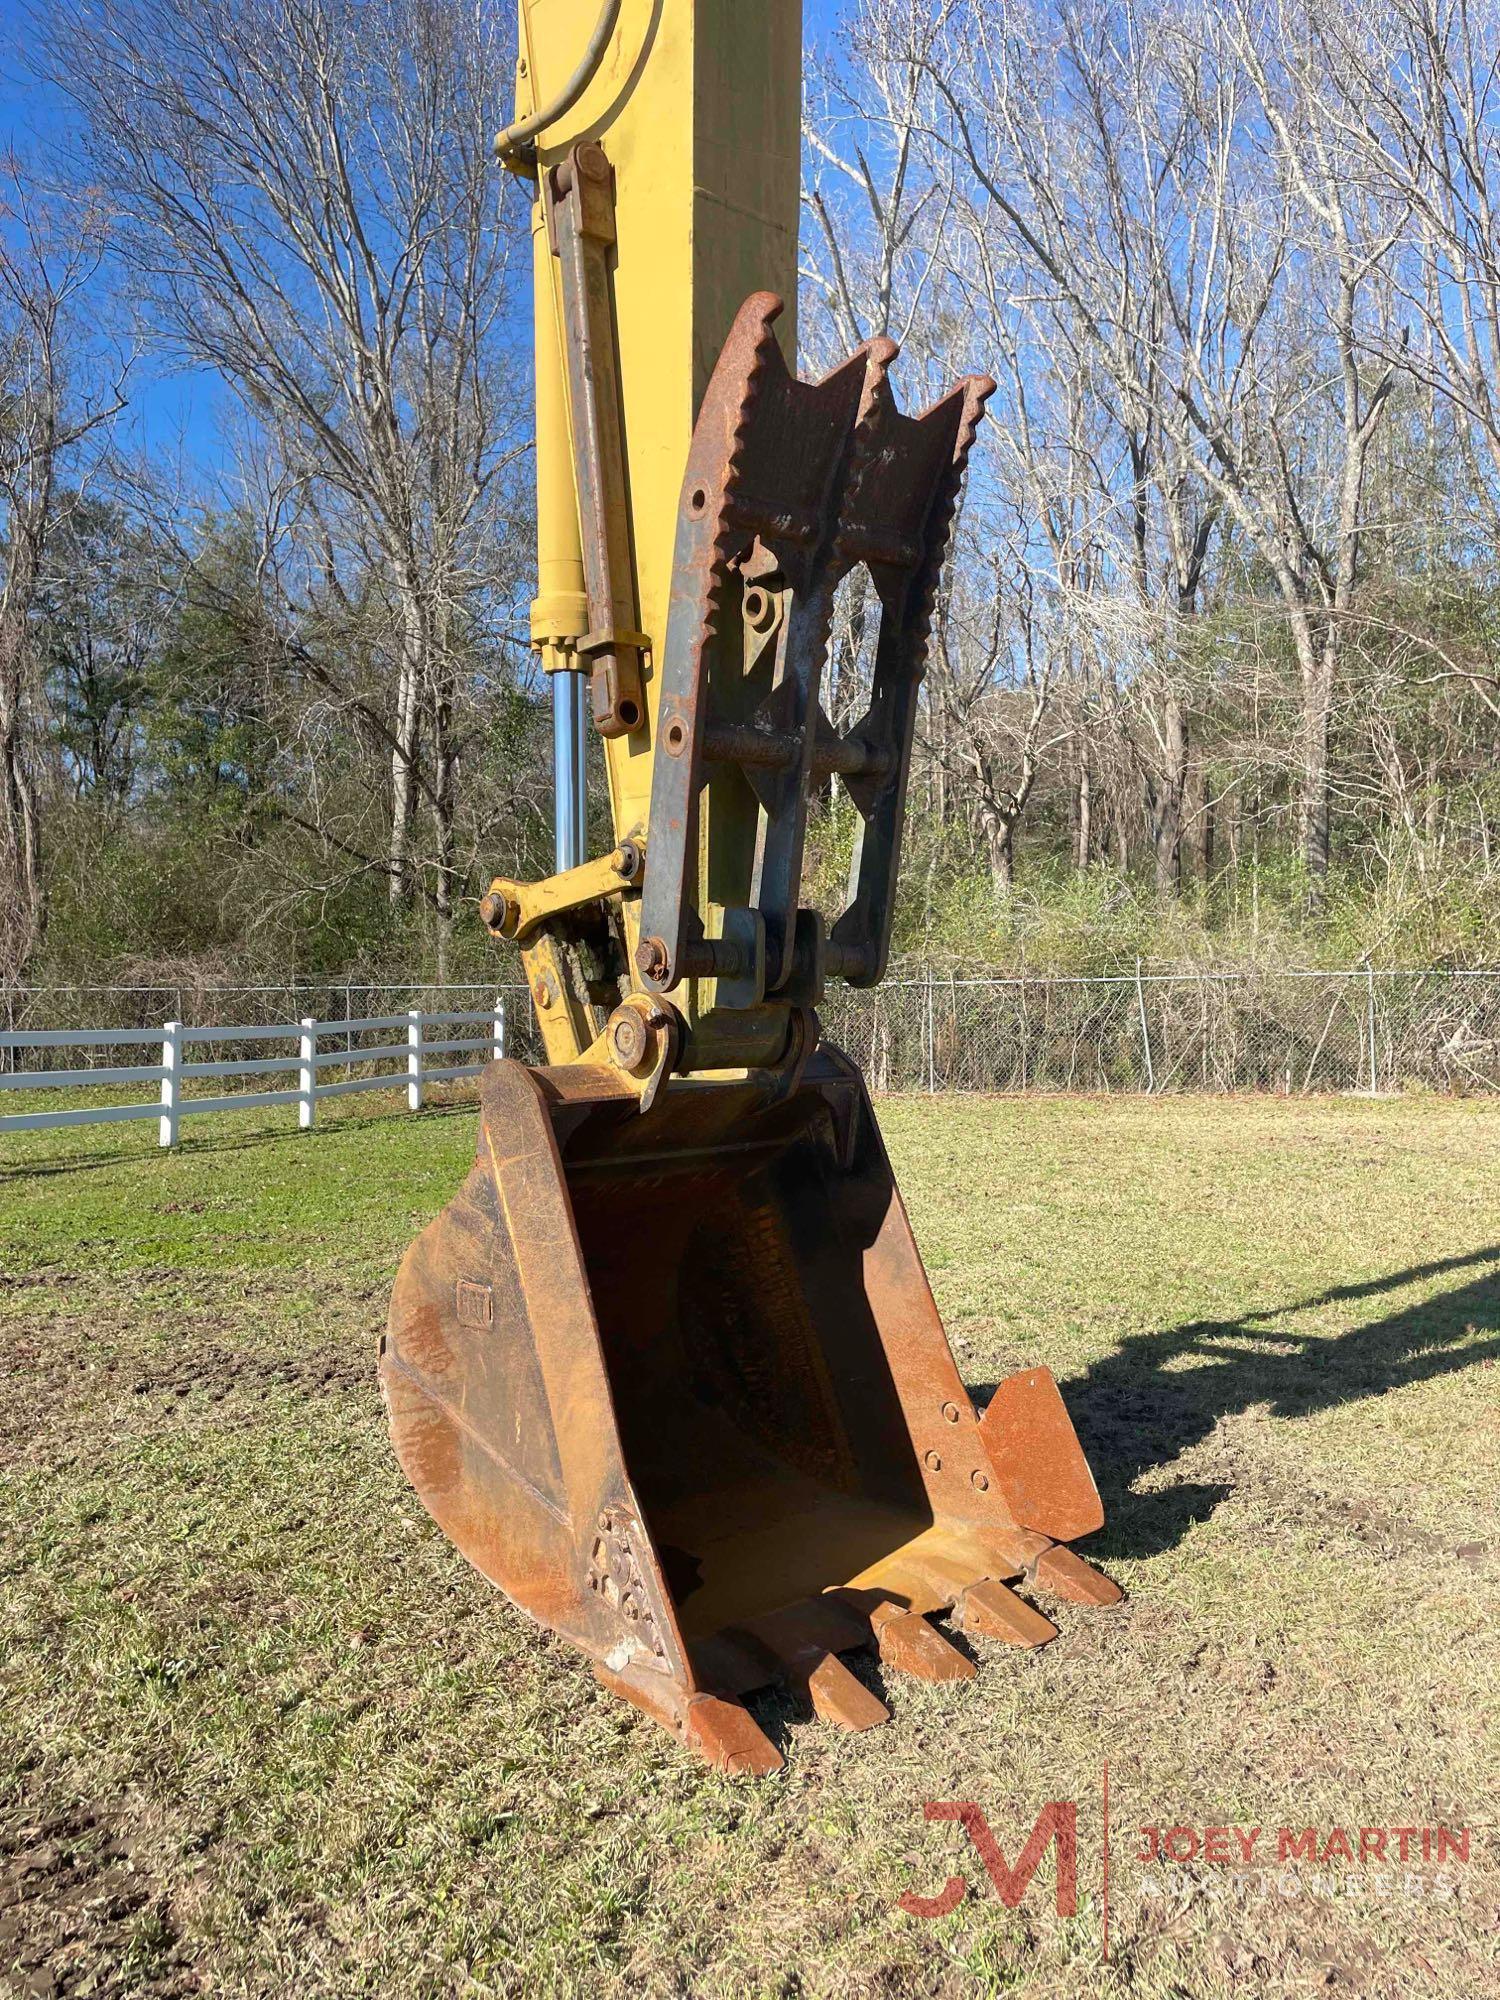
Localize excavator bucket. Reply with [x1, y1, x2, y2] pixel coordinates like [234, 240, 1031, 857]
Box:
[382, 1046, 1118, 1774]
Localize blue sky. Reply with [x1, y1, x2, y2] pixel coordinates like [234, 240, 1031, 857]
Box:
[0, 0, 851, 482]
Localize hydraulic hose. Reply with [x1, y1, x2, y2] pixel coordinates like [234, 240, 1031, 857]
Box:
[494, 0, 623, 170]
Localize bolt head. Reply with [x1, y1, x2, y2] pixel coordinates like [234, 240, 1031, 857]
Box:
[636, 936, 669, 983]
[608, 1008, 649, 1069]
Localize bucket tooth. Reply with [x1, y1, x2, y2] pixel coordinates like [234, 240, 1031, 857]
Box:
[870, 1604, 975, 1682]
[958, 1578, 1058, 1649]
[683, 1693, 784, 1776]
[1032, 1545, 1124, 1606]
[731, 1600, 889, 1729]
[805, 1652, 890, 1732]
[595, 1663, 784, 1775]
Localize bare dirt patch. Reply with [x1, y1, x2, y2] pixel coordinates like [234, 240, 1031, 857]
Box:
[0, 1784, 194, 2000]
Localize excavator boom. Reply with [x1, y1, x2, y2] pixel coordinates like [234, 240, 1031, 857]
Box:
[382, 0, 1119, 1775]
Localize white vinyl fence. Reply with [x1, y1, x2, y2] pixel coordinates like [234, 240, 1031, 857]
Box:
[5, 968, 1500, 1152]
[0, 1002, 506, 1146]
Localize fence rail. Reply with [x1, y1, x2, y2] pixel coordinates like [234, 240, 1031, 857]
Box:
[3, 970, 1499, 1147]
[0, 1003, 506, 1145]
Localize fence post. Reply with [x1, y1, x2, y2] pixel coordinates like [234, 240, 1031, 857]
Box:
[407, 1008, 424, 1111]
[1366, 964, 1378, 1094]
[926, 979, 936, 1093]
[491, 996, 506, 1063]
[159, 1020, 181, 1149]
[299, 1017, 317, 1131]
[1135, 958, 1157, 1094]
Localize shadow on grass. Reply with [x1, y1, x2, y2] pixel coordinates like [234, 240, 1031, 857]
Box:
[976, 1244, 1500, 1563]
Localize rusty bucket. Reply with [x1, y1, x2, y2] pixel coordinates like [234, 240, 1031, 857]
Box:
[382, 1048, 1117, 1773]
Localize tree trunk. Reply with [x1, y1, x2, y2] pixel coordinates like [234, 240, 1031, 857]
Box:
[1151, 693, 1188, 896]
[0, 522, 47, 987]
[975, 783, 1017, 894]
[429, 642, 457, 984]
[1111, 805, 1129, 875]
[389, 584, 425, 904]
[990, 816, 1015, 893]
[1296, 628, 1334, 882]
[1075, 747, 1092, 869]
[1301, 722, 1331, 879]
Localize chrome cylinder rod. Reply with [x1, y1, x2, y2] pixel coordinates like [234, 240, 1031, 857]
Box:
[552, 667, 588, 872]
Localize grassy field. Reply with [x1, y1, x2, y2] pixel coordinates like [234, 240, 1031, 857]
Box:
[1, 1088, 1497, 1998]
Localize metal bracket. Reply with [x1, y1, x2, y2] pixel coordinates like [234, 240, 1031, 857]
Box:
[480, 838, 645, 945]
[634, 292, 993, 1005]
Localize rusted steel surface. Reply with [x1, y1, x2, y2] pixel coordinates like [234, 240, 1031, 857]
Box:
[958, 1579, 1060, 1649]
[870, 1603, 976, 1682]
[1033, 1544, 1126, 1606]
[383, 1047, 1116, 1772]
[805, 1654, 889, 1732]
[636, 291, 995, 1005]
[977, 1365, 1105, 1543]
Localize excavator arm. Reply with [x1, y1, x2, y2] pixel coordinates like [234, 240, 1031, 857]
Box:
[381, 0, 1119, 1776]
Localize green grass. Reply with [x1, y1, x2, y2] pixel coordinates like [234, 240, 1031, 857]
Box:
[2, 1091, 1497, 1998]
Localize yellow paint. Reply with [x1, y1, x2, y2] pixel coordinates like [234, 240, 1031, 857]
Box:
[529, 194, 587, 666]
[517, 0, 803, 829]
[486, 842, 643, 942]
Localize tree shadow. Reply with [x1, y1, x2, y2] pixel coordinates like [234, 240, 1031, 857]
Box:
[971, 1245, 1500, 1563]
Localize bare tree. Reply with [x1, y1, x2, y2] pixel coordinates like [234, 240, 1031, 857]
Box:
[801, 0, 960, 362]
[39, 0, 528, 969]
[920, 0, 1409, 882]
[1329, 0, 1500, 548]
[926, 538, 1075, 890]
[0, 164, 123, 986]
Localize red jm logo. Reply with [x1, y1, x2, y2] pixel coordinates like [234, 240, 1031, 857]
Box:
[900, 1802, 1079, 1918]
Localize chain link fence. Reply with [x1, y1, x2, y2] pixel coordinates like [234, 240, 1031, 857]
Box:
[821, 968, 1500, 1094]
[5, 968, 1500, 1094]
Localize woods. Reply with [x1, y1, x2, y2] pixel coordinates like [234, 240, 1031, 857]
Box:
[4, 0, 1500, 995]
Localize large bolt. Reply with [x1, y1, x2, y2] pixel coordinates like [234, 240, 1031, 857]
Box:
[611, 840, 644, 884]
[607, 1008, 649, 1070]
[478, 888, 517, 936]
[636, 936, 670, 984]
